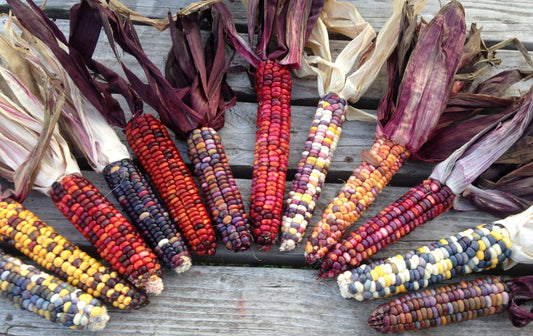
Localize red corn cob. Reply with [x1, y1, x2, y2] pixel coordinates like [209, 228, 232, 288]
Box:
[215, 0, 324, 250]
[50, 173, 163, 294]
[280, 94, 347, 252]
[249, 60, 293, 250]
[187, 127, 252, 251]
[126, 114, 217, 255]
[319, 179, 454, 278]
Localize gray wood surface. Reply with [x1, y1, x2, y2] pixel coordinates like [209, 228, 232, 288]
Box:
[0, 0, 532, 335]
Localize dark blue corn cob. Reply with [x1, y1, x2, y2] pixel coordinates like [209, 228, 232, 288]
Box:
[0, 251, 109, 330]
[187, 127, 252, 252]
[103, 158, 192, 272]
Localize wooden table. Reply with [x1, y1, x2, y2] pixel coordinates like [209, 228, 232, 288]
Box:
[0, 0, 532, 335]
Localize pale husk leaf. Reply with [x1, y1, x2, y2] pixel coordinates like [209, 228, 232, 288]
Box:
[295, 0, 427, 122]
[0, 67, 79, 196]
[497, 204, 533, 270]
[2, 17, 130, 173]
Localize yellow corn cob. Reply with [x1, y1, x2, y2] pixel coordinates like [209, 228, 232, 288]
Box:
[0, 199, 148, 310]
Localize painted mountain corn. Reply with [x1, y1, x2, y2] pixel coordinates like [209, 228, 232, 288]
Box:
[0, 250, 109, 330]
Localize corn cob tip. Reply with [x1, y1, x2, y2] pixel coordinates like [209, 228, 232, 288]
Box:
[171, 256, 192, 274]
[86, 306, 110, 331]
[142, 275, 164, 295]
[279, 239, 297, 252]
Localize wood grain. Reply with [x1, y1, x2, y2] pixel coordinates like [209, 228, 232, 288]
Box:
[0, 0, 531, 335]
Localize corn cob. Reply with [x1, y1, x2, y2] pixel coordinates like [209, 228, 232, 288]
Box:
[50, 173, 163, 294]
[0, 199, 148, 310]
[304, 1, 466, 264]
[163, 8, 252, 253]
[318, 82, 533, 278]
[319, 179, 454, 277]
[187, 127, 252, 252]
[305, 138, 409, 263]
[214, 0, 324, 250]
[4, 0, 193, 272]
[337, 223, 513, 301]
[126, 114, 217, 255]
[280, 94, 347, 251]
[0, 250, 109, 330]
[103, 158, 192, 271]
[368, 275, 533, 332]
[249, 60, 293, 250]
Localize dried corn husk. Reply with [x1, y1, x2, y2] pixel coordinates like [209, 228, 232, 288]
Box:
[0, 15, 129, 172]
[294, 0, 427, 122]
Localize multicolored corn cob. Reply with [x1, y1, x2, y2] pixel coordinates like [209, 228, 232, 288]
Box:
[187, 127, 252, 252]
[368, 275, 533, 332]
[337, 223, 512, 301]
[126, 114, 217, 255]
[304, 0, 467, 264]
[318, 81, 533, 278]
[0, 199, 148, 310]
[280, 94, 347, 252]
[50, 173, 163, 294]
[319, 179, 454, 278]
[0, 251, 109, 330]
[103, 158, 192, 272]
[214, 0, 324, 250]
[305, 138, 409, 263]
[249, 60, 293, 250]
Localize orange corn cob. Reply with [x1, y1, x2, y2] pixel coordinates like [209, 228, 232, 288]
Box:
[249, 60, 292, 251]
[305, 137, 409, 264]
[126, 114, 217, 255]
[280, 93, 347, 252]
[50, 174, 163, 294]
[187, 127, 252, 252]
[318, 179, 454, 278]
[0, 199, 148, 310]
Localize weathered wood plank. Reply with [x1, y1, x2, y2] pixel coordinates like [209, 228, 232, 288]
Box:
[0, 265, 531, 336]
[1, 0, 533, 46]
[3, 171, 531, 277]
[12, 18, 530, 105]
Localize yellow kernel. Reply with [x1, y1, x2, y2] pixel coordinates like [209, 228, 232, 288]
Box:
[90, 306, 103, 317]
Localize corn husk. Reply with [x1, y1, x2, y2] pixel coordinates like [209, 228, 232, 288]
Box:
[0, 15, 130, 173]
[497, 204, 533, 270]
[0, 66, 77, 199]
[429, 84, 533, 195]
[293, 0, 427, 122]
[376, 0, 466, 153]
[164, 6, 236, 132]
[214, 0, 324, 68]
